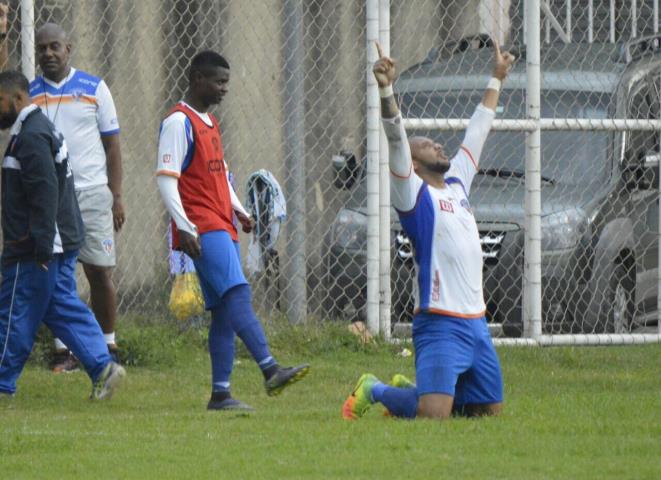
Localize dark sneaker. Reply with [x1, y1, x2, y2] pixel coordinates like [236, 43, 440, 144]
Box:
[207, 396, 255, 412]
[90, 362, 126, 400]
[51, 350, 79, 374]
[264, 364, 310, 397]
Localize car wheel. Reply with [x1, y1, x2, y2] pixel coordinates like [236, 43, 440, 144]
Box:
[602, 263, 635, 333]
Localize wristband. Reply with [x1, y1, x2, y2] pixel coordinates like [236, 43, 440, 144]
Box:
[379, 85, 394, 98]
[487, 77, 501, 92]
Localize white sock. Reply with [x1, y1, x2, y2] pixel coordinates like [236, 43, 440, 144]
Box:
[104, 332, 116, 346]
[54, 338, 67, 351]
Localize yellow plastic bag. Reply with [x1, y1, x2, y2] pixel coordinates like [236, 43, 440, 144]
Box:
[168, 272, 205, 321]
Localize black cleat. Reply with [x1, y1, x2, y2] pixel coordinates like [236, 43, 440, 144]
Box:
[264, 364, 310, 397]
[207, 396, 254, 412]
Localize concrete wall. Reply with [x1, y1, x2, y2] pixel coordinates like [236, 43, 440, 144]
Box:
[15, 0, 500, 314]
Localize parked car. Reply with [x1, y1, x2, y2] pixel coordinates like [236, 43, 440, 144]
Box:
[325, 36, 660, 336]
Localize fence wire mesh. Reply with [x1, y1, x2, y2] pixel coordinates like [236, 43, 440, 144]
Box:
[393, 0, 660, 338]
[4, 0, 660, 339]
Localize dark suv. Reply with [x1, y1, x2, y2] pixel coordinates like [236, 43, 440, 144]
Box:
[325, 37, 660, 336]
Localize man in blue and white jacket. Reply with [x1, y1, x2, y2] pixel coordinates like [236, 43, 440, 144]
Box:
[0, 70, 124, 400]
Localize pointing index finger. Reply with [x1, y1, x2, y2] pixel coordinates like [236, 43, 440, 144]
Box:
[493, 37, 501, 58]
[375, 41, 384, 59]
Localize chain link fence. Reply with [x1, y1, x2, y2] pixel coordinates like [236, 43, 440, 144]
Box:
[394, 0, 660, 340]
[5, 1, 661, 341]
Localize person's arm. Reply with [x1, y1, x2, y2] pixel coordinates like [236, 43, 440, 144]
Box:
[224, 164, 254, 233]
[0, 3, 9, 70]
[101, 134, 124, 231]
[157, 175, 198, 234]
[96, 80, 125, 231]
[461, 42, 515, 164]
[373, 42, 423, 213]
[156, 113, 201, 258]
[16, 131, 58, 267]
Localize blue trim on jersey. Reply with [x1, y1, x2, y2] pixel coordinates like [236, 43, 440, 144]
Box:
[445, 176, 469, 199]
[395, 182, 427, 217]
[397, 186, 435, 311]
[100, 128, 120, 137]
[180, 117, 195, 173]
[415, 189, 435, 311]
[30, 70, 102, 97]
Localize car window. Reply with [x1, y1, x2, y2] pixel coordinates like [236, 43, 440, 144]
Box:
[400, 90, 612, 186]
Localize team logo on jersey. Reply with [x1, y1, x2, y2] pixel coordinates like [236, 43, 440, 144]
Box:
[102, 238, 114, 256]
[71, 89, 85, 102]
[439, 199, 454, 213]
[162, 154, 172, 164]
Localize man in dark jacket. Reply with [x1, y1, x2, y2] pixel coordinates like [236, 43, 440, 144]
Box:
[0, 70, 125, 399]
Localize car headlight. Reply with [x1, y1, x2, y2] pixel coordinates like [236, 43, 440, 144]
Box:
[330, 209, 367, 250]
[541, 208, 586, 251]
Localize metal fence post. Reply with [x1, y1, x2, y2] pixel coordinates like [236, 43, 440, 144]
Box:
[366, 0, 380, 335]
[282, 0, 307, 324]
[378, 0, 391, 340]
[20, 0, 35, 80]
[524, 0, 543, 339]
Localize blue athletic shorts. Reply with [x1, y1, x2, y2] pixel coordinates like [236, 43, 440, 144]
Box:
[412, 313, 503, 407]
[192, 230, 248, 310]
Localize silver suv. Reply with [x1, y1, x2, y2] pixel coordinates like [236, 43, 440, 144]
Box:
[326, 37, 660, 336]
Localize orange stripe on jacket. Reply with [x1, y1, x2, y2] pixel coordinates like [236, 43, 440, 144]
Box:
[156, 170, 181, 178]
[415, 307, 486, 319]
[460, 145, 477, 170]
[32, 94, 98, 107]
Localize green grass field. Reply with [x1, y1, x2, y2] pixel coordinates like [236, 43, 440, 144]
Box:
[1, 322, 659, 479]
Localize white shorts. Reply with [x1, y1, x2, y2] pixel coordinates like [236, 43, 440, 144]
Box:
[76, 185, 116, 267]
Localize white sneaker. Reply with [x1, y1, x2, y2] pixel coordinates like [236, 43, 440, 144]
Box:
[90, 362, 126, 400]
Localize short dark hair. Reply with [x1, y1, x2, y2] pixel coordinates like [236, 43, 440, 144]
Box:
[189, 50, 230, 81]
[0, 70, 30, 94]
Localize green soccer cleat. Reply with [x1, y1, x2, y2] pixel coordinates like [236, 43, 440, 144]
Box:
[342, 373, 379, 420]
[90, 362, 126, 401]
[390, 373, 415, 389]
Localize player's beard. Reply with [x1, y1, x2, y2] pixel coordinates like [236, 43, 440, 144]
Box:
[425, 160, 450, 175]
[0, 104, 18, 130]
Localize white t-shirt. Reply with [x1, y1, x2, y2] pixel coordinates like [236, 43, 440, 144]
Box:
[29, 67, 120, 190]
[384, 104, 495, 318]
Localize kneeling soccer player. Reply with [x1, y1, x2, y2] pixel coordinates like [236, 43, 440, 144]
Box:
[343, 41, 514, 420]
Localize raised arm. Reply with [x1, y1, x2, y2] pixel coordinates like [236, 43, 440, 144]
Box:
[463, 42, 515, 161]
[374, 42, 423, 213]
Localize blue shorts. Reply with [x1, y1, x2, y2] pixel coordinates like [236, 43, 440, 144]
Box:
[192, 230, 248, 310]
[412, 313, 503, 407]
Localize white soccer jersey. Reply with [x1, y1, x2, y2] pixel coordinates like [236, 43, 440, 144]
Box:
[29, 68, 120, 190]
[384, 104, 495, 318]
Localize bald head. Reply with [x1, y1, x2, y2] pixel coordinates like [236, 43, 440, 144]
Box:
[36, 23, 68, 42]
[36, 23, 71, 82]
